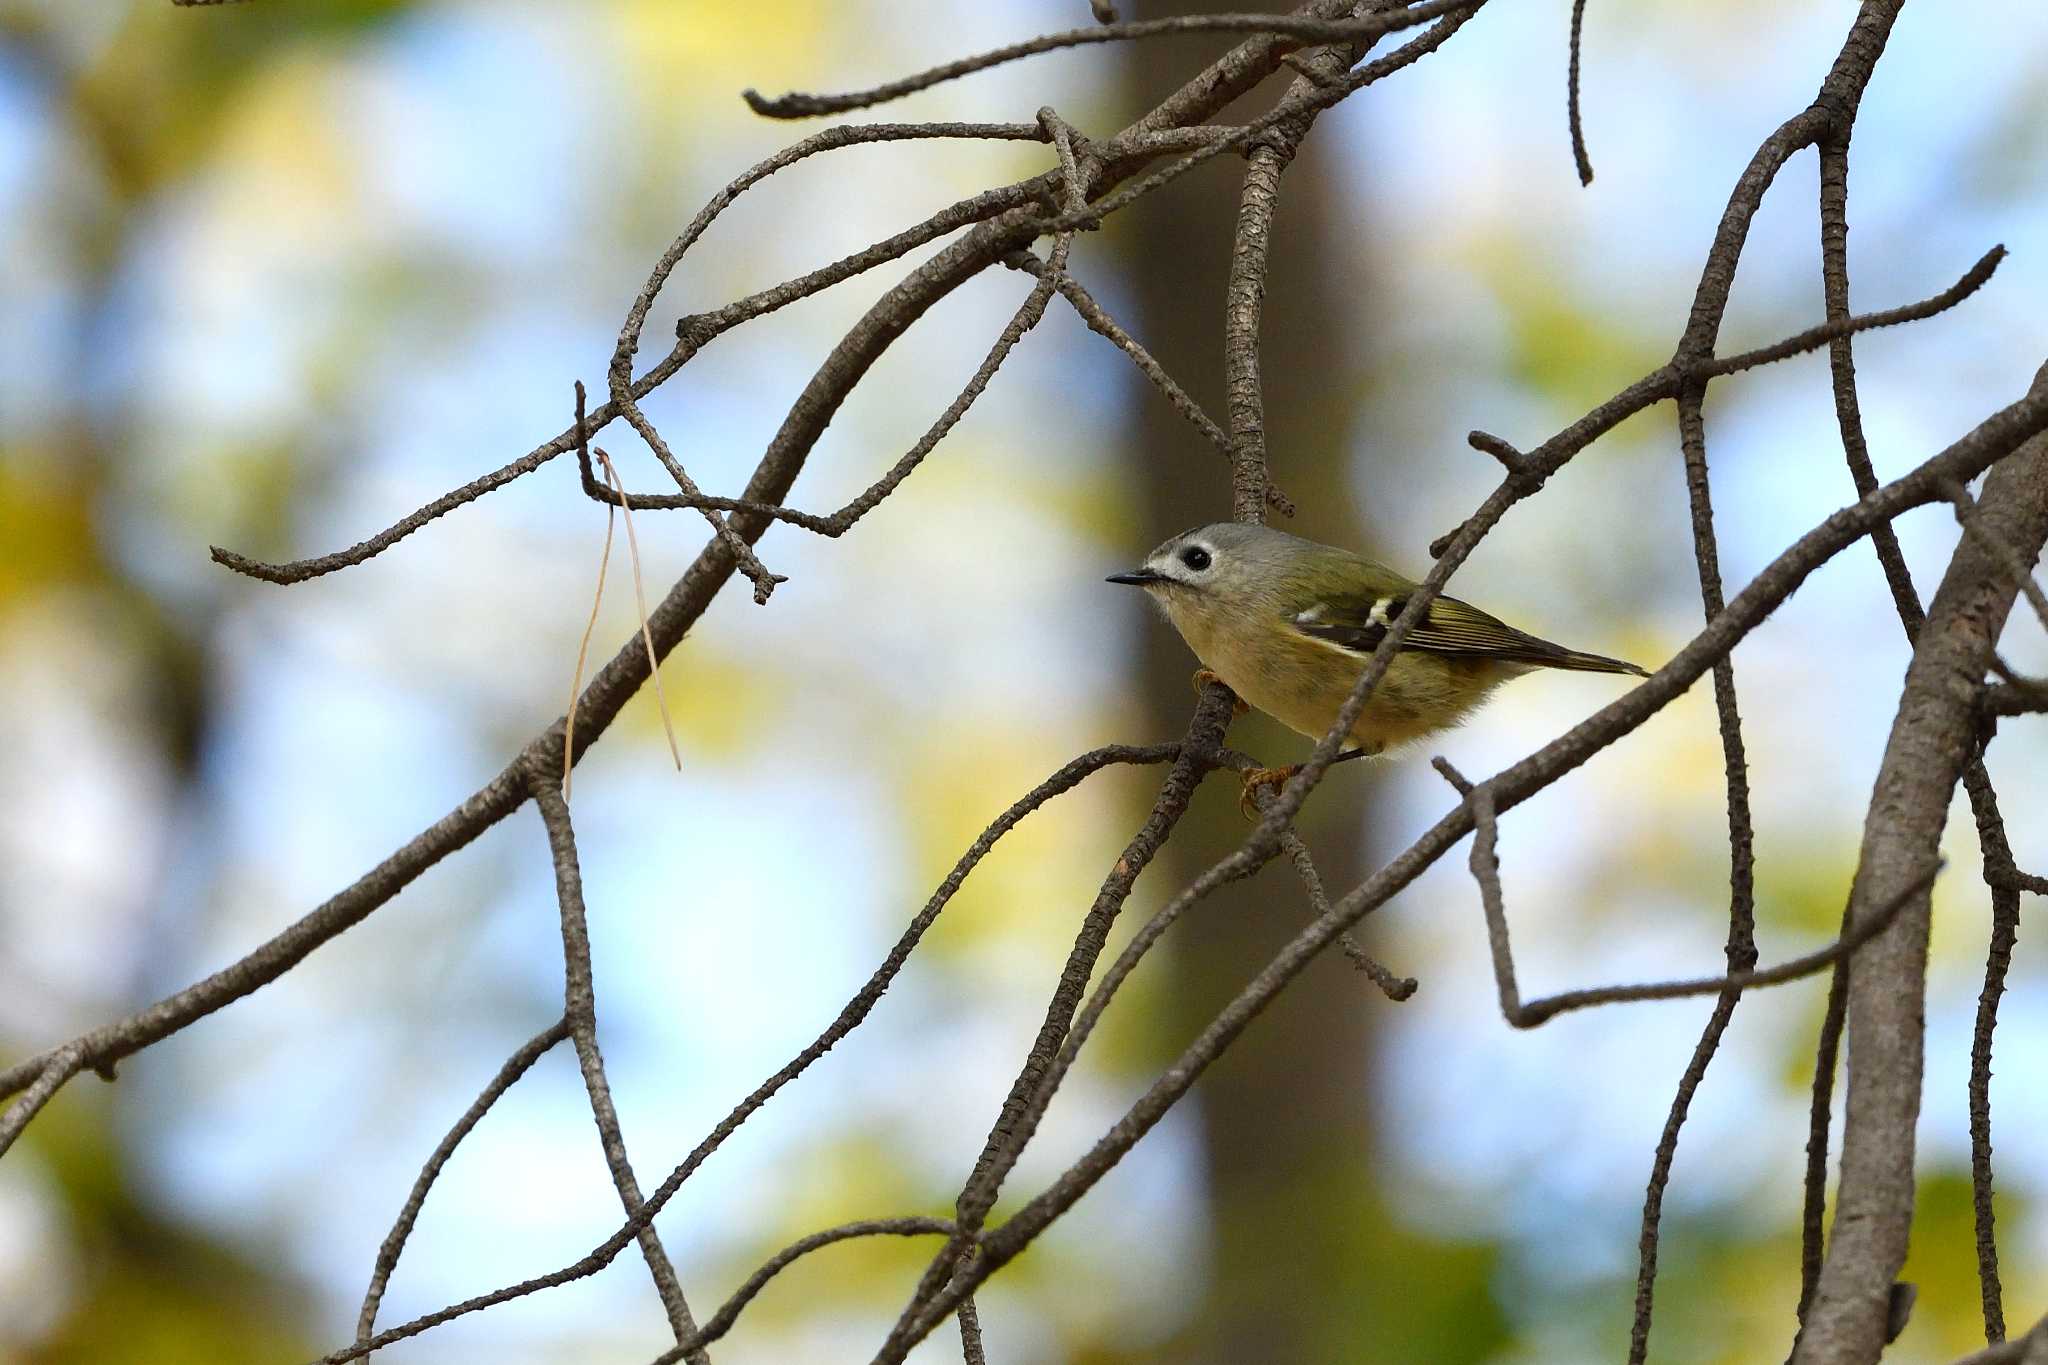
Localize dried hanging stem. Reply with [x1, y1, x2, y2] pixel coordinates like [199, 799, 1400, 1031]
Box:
[565, 383, 620, 799]
[596, 446, 683, 771]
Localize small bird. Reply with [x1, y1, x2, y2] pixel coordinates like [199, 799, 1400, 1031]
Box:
[1107, 523, 1647, 809]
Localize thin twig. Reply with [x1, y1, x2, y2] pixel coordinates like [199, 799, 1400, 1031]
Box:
[1704, 246, 2006, 379]
[1040, 106, 1089, 216]
[531, 772, 706, 1360]
[1233, 752, 1416, 998]
[1281, 827, 1418, 1001]
[1432, 761, 1519, 1019]
[610, 121, 1048, 388]
[1567, 0, 1594, 184]
[743, 8, 1473, 119]
[1515, 867, 1932, 1026]
[355, 1019, 571, 1354]
[1968, 795, 2023, 1346]
[1797, 900, 1854, 1325]
[955, 1294, 988, 1365]
[1466, 428, 1526, 472]
[1634, 384, 1759, 1363]
[1004, 254, 1225, 453]
[0, 1045, 86, 1160]
[646, 1218, 958, 1364]
[998, 250, 1299, 513]
[615, 397, 785, 604]
[1425, 242, 1999, 560]
[1430, 759, 1909, 1029]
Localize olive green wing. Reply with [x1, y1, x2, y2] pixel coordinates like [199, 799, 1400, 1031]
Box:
[1291, 587, 1647, 677]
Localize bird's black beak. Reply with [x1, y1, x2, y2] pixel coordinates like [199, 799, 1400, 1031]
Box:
[1106, 568, 1165, 586]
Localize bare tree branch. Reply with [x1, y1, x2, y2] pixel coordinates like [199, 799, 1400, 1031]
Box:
[1429, 758, 1936, 1030]
[1566, 0, 1593, 184]
[1703, 245, 2005, 378]
[0, 1044, 86, 1160]
[354, 1018, 571, 1355]
[742, 4, 1474, 118]
[1795, 410, 2048, 1362]
[531, 773, 707, 1360]
[649, 1218, 957, 1364]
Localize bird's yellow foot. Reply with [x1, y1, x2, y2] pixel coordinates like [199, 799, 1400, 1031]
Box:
[1191, 668, 1250, 716]
[1237, 763, 1302, 819]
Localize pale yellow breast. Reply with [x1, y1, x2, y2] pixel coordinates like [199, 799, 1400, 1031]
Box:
[1165, 593, 1509, 752]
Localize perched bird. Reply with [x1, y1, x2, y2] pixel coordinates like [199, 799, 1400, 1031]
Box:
[1107, 523, 1646, 808]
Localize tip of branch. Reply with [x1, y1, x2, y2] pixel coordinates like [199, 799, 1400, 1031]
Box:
[210, 545, 287, 584]
[1466, 429, 1525, 471]
[741, 88, 818, 119]
[675, 314, 715, 348]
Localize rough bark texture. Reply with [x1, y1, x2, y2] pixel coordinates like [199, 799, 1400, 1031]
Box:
[1796, 414, 2048, 1363]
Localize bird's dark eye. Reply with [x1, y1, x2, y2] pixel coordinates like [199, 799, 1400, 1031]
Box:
[1180, 546, 1212, 572]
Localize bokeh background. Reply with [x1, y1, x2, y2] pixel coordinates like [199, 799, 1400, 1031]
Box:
[3, 1, 2045, 1361]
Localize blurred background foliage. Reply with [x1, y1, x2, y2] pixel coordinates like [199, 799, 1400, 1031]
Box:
[1, 1, 2044, 1362]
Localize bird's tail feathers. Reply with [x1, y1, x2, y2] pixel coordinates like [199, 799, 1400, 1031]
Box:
[1536, 644, 1649, 678]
